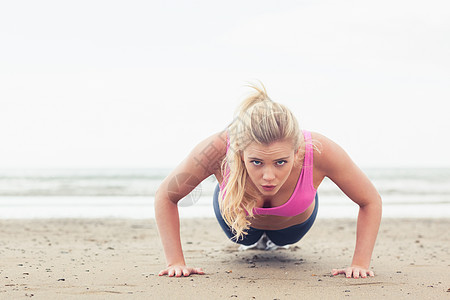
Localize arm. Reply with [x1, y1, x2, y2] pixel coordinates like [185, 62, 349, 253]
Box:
[314, 133, 382, 278]
[155, 130, 226, 277]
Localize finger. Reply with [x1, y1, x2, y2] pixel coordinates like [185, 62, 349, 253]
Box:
[361, 270, 367, 278]
[193, 268, 205, 274]
[168, 268, 175, 277]
[182, 269, 190, 277]
[332, 268, 344, 275]
[352, 268, 360, 279]
[368, 270, 375, 277]
[159, 269, 168, 276]
[332, 269, 342, 275]
[175, 268, 182, 277]
[345, 268, 353, 278]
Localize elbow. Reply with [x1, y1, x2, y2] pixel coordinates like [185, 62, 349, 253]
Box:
[155, 187, 161, 200]
[372, 192, 382, 207]
[371, 193, 383, 220]
[155, 187, 169, 205]
[360, 193, 382, 217]
[155, 188, 161, 204]
[155, 186, 177, 209]
[154, 187, 168, 211]
[376, 192, 382, 209]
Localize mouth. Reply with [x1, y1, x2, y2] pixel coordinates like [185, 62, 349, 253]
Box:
[261, 185, 276, 191]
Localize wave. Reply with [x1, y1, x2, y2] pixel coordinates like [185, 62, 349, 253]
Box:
[0, 168, 449, 203]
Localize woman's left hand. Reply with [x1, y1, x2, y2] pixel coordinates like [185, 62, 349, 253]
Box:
[332, 265, 374, 278]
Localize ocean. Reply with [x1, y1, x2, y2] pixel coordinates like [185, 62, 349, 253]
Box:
[0, 168, 448, 219]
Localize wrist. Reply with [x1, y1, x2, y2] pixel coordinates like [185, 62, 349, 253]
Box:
[167, 260, 186, 267]
[351, 260, 370, 269]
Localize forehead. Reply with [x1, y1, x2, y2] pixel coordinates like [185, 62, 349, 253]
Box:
[243, 140, 294, 158]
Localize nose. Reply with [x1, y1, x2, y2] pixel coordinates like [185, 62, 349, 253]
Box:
[262, 167, 275, 182]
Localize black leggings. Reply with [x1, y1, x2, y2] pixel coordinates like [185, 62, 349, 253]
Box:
[213, 183, 318, 246]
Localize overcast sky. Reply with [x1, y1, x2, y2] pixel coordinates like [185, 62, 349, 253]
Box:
[0, 0, 449, 169]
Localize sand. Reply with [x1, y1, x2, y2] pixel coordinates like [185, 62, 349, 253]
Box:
[0, 218, 449, 299]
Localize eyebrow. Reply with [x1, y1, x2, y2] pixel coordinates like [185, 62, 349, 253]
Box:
[248, 156, 290, 161]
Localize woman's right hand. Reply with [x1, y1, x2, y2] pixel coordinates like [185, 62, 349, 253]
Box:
[158, 265, 205, 277]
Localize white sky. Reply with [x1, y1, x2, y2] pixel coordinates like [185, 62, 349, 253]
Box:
[0, 0, 449, 169]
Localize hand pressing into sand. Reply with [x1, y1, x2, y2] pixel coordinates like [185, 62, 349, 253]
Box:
[159, 265, 205, 277]
[332, 265, 374, 279]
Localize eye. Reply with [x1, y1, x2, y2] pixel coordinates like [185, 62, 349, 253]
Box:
[276, 160, 287, 166]
[250, 160, 262, 166]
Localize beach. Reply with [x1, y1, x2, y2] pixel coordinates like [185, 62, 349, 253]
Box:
[0, 218, 449, 299]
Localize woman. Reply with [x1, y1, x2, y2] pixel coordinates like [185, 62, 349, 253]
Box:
[155, 84, 382, 279]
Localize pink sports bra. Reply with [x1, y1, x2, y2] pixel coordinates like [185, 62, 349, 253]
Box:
[219, 130, 317, 217]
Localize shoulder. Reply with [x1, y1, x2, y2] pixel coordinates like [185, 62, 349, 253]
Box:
[309, 131, 352, 176]
[169, 129, 228, 178]
[194, 130, 228, 158]
[157, 129, 228, 203]
[309, 131, 381, 207]
[189, 129, 228, 161]
[309, 131, 334, 150]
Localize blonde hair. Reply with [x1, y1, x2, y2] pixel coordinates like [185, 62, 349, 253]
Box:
[219, 83, 303, 241]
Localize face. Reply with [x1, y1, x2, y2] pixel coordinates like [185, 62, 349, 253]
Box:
[242, 139, 297, 197]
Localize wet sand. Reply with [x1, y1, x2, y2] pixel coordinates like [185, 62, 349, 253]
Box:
[0, 218, 449, 299]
